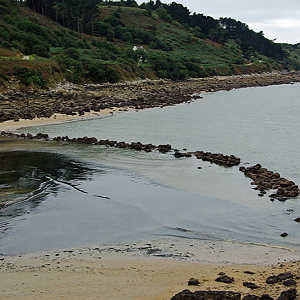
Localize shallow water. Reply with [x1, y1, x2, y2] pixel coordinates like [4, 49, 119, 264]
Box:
[1, 83, 300, 254]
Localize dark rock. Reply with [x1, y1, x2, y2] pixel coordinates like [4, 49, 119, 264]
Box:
[277, 272, 294, 281]
[170, 289, 241, 300]
[157, 144, 172, 153]
[277, 288, 297, 300]
[280, 232, 288, 237]
[240, 164, 300, 199]
[266, 276, 280, 284]
[242, 295, 260, 300]
[266, 272, 294, 284]
[283, 280, 297, 287]
[260, 295, 274, 300]
[243, 282, 259, 289]
[215, 275, 235, 284]
[194, 151, 240, 167]
[294, 218, 300, 223]
[278, 198, 287, 202]
[188, 278, 200, 286]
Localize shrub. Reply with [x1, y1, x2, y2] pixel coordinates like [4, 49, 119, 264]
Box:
[85, 61, 105, 81]
[64, 48, 81, 60]
[33, 45, 49, 58]
[14, 67, 46, 87]
[105, 66, 120, 83]
[17, 21, 47, 39]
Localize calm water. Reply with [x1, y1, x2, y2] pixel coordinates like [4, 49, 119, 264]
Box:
[1, 83, 300, 254]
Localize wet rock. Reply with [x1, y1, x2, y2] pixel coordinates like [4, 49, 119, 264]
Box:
[194, 151, 240, 167]
[174, 151, 192, 158]
[240, 164, 300, 199]
[280, 232, 288, 237]
[157, 144, 172, 153]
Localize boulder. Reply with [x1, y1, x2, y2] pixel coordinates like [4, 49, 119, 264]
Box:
[188, 278, 200, 286]
[277, 288, 297, 300]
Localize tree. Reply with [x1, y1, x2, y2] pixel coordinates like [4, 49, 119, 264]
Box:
[167, 2, 190, 24]
[155, 7, 171, 22]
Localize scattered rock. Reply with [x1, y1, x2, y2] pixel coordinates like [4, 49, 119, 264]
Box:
[266, 276, 280, 284]
[277, 288, 297, 300]
[215, 275, 235, 284]
[266, 272, 294, 284]
[188, 278, 200, 286]
[243, 282, 260, 289]
[283, 280, 297, 287]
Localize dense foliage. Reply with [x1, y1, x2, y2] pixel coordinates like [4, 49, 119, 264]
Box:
[0, 0, 298, 88]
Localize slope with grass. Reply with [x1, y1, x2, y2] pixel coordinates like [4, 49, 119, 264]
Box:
[0, 0, 298, 90]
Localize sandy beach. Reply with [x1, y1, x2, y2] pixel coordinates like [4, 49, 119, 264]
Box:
[0, 240, 300, 300]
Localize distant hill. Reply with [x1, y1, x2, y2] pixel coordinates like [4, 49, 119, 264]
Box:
[0, 0, 299, 89]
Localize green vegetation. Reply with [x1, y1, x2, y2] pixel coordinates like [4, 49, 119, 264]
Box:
[0, 0, 299, 88]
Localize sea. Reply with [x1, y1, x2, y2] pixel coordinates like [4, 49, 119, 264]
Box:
[1, 82, 300, 256]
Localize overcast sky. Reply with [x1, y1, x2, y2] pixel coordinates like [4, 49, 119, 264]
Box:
[136, 0, 300, 44]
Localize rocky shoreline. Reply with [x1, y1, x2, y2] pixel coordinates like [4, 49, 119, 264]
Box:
[1, 71, 300, 123]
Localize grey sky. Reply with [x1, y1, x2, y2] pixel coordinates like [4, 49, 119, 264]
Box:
[136, 0, 300, 44]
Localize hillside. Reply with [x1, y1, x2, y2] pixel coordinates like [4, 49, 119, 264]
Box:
[0, 0, 299, 89]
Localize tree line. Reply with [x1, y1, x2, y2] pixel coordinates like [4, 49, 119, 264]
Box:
[18, 0, 286, 60]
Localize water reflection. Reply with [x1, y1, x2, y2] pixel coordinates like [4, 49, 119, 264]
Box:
[0, 150, 102, 216]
